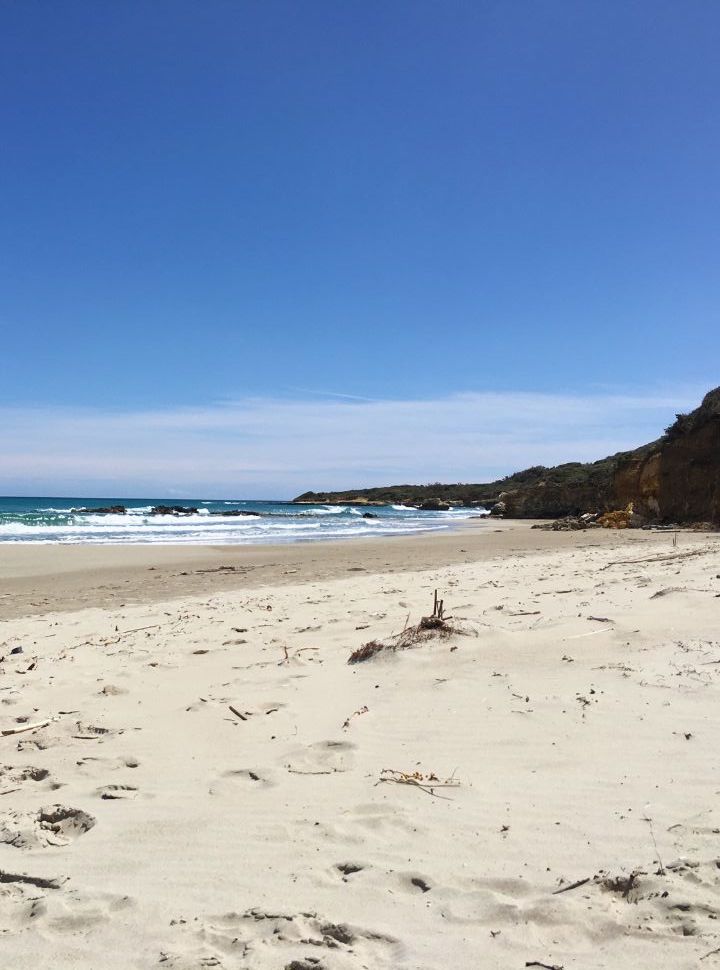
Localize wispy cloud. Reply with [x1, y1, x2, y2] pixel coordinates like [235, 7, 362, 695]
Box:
[0, 386, 704, 498]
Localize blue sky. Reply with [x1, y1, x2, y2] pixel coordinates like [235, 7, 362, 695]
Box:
[1, 2, 718, 495]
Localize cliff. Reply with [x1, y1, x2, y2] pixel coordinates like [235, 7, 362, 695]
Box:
[294, 387, 720, 525]
[613, 387, 720, 524]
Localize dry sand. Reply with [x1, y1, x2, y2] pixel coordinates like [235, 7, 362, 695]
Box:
[1, 522, 720, 968]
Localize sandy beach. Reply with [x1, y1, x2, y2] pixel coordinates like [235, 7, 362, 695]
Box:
[2, 522, 720, 969]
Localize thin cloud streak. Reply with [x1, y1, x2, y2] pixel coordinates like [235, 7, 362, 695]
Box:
[0, 387, 703, 497]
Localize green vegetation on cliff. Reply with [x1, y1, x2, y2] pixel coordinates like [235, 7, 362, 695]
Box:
[293, 454, 629, 508]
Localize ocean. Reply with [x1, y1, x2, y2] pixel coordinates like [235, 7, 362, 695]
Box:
[0, 496, 486, 545]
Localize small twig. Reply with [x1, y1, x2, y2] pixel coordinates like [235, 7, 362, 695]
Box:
[120, 624, 161, 636]
[287, 767, 338, 775]
[75, 623, 161, 649]
[376, 768, 461, 799]
[228, 705, 247, 721]
[0, 787, 21, 796]
[552, 877, 589, 895]
[525, 962, 564, 970]
[644, 815, 666, 874]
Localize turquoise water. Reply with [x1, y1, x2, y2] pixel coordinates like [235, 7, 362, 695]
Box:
[0, 497, 486, 544]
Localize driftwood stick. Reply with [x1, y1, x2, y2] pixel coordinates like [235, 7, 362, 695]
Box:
[602, 549, 711, 569]
[552, 877, 590, 895]
[228, 705, 247, 721]
[525, 962, 564, 970]
[2, 719, 51, 737]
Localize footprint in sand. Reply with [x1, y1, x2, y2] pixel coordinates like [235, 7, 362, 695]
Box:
[22, 884, 134, 932]
[37, 805, 96, 846]
[0, 764, 61, 792]
[0, 805, 96, 850]
[16, 731, 63, 752]
[209, 768, 278, 794]
[97, 784, 138, 800]
[72, 721, 119, 741]
[284, 739, 356, 776]
[340, 801, 422, 837]
[74, 754, 140, 775]
[159, 907, 402, 969]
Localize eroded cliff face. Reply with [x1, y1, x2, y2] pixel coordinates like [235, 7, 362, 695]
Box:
[498, 388, 720, 524]
[616, 389, 720, 524]
[613, 451, 662, 519]
[494, 480, 613, 519]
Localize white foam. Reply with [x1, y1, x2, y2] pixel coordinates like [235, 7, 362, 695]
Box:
[0, 498, 475, 545]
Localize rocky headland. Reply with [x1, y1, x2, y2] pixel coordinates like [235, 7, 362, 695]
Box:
[294, 386, 720, 526]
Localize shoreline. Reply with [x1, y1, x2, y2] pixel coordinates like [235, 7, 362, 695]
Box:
[0, 519, 684, 620]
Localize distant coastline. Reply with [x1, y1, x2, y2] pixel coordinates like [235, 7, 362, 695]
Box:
[294, 386, 720, 527]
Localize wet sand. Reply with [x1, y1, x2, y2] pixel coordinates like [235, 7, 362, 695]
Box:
[0, 518, 658, 620]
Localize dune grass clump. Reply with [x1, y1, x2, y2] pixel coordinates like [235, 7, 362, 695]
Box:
[347, 640, 387, 664]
